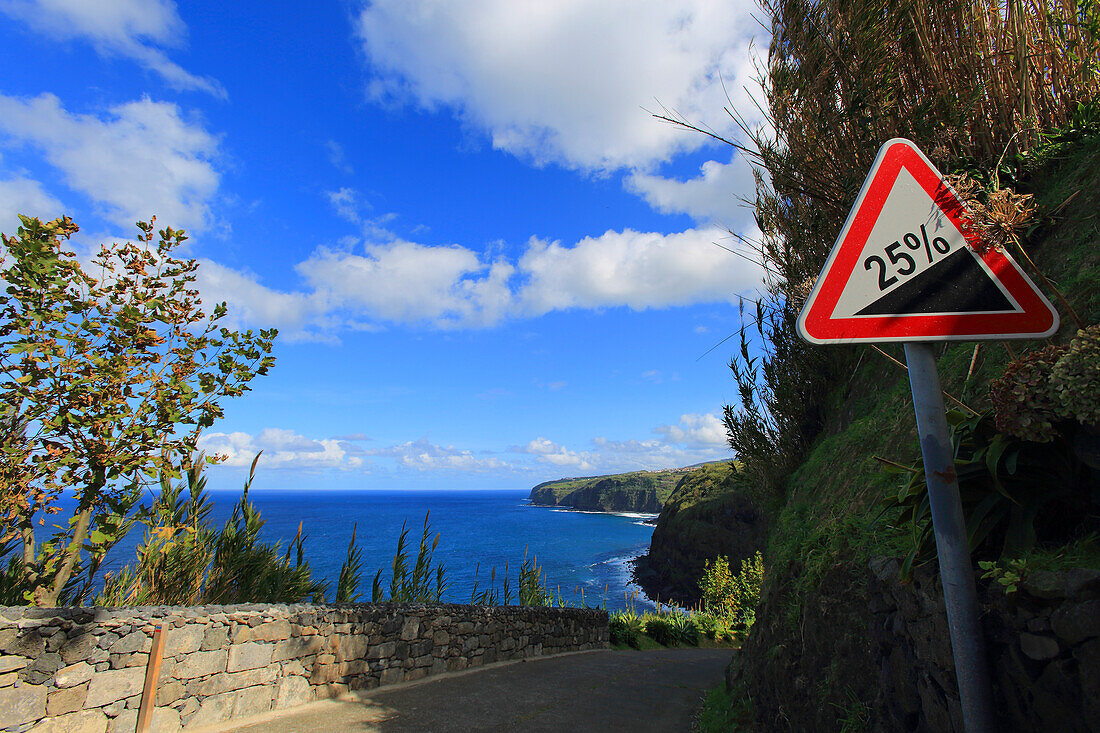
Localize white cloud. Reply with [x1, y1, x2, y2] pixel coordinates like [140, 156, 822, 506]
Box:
[296, 241, 515, 328]
[367, 437, 506, 472]
[653, 412, 727, 448]
[591, 436, 685, 468]
[518, 227, 764, 314]
[626, 153, 757, 226]
[196, 419, 728, 480]
[194, 223, 764, 336]
[516, 438, 596, 472]
[197, 429, 511, 474]
[515, 412, 730, 476]
[0, 174, 65, 233]
[326, 187, 362, 224]
[325, 139, 353, 173]
[0, 93, 220, 233]
[323, 188, 397, 240]
[197, 429, 364, 470]
[356, 0, 761, 171]
[523, 437, 560, 455]
[195, 259, 332, 342]
[0, 0, 224, 97]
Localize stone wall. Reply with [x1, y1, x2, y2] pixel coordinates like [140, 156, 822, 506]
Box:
[868, 558, 1100, 732]
[732, 558, 1100, 731]
[0, 603, 609, 732]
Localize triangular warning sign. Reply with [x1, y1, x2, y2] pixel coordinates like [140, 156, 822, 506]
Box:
[796, 138, 1059, 344]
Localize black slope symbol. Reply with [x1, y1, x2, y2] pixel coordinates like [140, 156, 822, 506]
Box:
[856, 248, 1017, 316]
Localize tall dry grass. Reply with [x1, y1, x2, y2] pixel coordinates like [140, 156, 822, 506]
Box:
[758, 0, 1100, 289]
[722, 0, 1100, 493]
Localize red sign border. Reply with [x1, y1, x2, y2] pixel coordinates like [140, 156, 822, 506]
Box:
[796, 138, 1059, 344]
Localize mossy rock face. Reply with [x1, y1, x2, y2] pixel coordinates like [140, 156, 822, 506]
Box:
[735, 561, 878, 733]
[527, 467, 690, 512]
[734, 135, 1100, 731]
[634, 462, 767, 606]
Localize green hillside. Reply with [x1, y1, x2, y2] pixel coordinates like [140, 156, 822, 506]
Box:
[527, 466, 704, 513]
[633, 462, 766, 605]
[731, 131, 1100, 729]
[649, 1, 1099, 726]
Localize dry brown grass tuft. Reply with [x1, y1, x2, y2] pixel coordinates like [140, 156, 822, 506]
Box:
[944, 173, 1038, 254]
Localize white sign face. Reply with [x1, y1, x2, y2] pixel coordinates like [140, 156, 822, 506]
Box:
[796, 138, 1059, 344]
[830, 168, 1021, 319]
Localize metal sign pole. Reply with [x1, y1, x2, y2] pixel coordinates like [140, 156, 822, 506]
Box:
[903, 342, 996, 733]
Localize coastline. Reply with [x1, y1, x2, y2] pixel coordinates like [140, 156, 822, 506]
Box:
[629, 550, 664, 606]
[526, 500, 661, 609]
[525, 500, 659, 523]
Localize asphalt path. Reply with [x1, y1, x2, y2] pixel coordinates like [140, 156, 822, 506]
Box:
[213, 648, 733, 733]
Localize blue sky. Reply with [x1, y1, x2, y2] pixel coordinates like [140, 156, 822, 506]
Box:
[0, 0, 768, 490]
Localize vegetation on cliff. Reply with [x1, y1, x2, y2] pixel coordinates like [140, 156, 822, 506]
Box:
[730, 139, 1100, 732]
[677, 0, 1100, 728]
[527, 466, 697, 512]
[634, 462, 767, 605]
[610, 548, 763, 650]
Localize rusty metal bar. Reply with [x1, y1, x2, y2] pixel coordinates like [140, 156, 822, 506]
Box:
[136, 624, 167, 733]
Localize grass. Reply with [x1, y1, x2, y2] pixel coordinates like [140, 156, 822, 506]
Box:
[612, 633, 666, 651]
[1022, 534, 1100, 573]
[694, 681, 754, 732]
[831, 689, 871, 733]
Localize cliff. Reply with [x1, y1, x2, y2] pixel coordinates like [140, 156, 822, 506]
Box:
[527, 467, 695, 513]
[633, 461, 767, 606]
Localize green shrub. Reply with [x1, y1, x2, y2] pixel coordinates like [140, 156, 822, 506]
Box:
[468, 551, 557, 607]
[700, 556, 735, 617]
[698, 552, 765, 636]
[0, 536, 31, 606]
[667, 612, 699, 646]
[638, 609, 700, 646]
[883, 408, 1095, 575]
[692, 611, 737, 643]
[1051, 326, 1100, 427]
[517, 550, 553, 607]
[990, 325, 1100, 441]
[97, 452, 329, 606]
[609, 609, 644, 647]
[371, 512, 449, 604]
[335, 523, 364, 603]
[643, 614, 675, 646]
[989, 346, 1066, 441]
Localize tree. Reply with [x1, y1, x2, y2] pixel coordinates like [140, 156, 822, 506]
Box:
[0, 215, 276, 606]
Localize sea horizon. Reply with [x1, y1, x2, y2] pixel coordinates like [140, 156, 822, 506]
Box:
[51, 488, 660, 612]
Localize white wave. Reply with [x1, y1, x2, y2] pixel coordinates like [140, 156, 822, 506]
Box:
[537, 506, 658, 520]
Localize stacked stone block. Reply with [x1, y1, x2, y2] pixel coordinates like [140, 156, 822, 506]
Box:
[0, 603, 609, 731]
[868, 559, 1100, 732]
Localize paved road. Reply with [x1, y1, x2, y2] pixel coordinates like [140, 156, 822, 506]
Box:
[216, 648, 732, 733]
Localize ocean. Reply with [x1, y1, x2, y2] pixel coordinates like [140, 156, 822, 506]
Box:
[89, 489, 659, 612]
